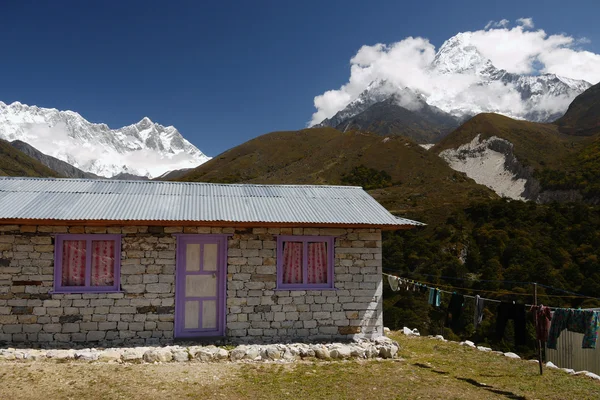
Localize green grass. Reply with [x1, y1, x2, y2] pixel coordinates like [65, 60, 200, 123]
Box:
[0, 332, 598, 399]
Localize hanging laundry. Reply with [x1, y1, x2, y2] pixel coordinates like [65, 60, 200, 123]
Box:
[387, 275, 400, 291]
[474, 295, 485, 329]
[428, 288, 441, 307]
[445, 293, 464, 331]
[530, 305, 552, 343]
[495, 302, 527, 346]
[547, 309, 600, 349]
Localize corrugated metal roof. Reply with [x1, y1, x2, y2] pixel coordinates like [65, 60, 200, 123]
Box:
[0, 177, 423, 227]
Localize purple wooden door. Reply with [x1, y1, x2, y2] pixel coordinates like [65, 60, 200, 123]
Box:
[175, 235, 227, 338]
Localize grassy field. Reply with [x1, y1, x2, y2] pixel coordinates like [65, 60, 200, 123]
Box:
[1, 332, 598, 400]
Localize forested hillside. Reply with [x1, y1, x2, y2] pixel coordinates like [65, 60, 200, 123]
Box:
[383, 199, 600, 354]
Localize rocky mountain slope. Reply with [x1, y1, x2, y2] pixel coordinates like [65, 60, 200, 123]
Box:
[178, 127, 495, 222]
[433, 82, 600, 202]
[9, 140, 97, 179]
[0, 101, 210, 178]
[315, 32, 591, 138]
[319, 86, 460, 143]
[0, 139, 61, 178]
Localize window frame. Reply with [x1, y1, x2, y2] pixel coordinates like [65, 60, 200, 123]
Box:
[276, 235, 335, 290]
[53, 234, 122, 294]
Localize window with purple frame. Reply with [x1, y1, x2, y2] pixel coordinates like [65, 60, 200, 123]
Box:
[53, 234, 121, 293]
[276, 236, 334, 289]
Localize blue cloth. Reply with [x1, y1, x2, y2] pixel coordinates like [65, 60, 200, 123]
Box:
[428, 288, 441, 307]
[547, 309, 600, 349]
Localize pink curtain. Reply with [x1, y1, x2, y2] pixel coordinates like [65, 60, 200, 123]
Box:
[282, 242, 303, 284]
[307, 242, 328, 284]
[91, 240, 115, 286]
[62, 240, 86, 286]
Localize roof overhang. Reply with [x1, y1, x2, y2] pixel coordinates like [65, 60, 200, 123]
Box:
[0, 219, 419, 231]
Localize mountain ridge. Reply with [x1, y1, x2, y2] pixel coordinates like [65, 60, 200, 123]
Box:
[0, 101, 210, 178]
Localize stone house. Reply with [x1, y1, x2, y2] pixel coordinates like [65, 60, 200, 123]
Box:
[0, 177, 421, 346]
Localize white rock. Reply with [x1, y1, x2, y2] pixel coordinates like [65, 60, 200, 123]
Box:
[330, 346, 352, 360]
[122, 348, 146, 361]
[560, 368, 575, 374]
[379, 344, 399, 359]
[503, 352, 520, 359]
[383, 327, 391, 335]
[477, 346, 492, 352]
[215, 348, 229, 360]
[546, 361, 558, 369]
[243, 346, 261, 360]
[314, 347, 330, 360]
[585, 372, 600, 380]
[172, 350, 189, 362]
[460, 341, 475, 348]
[75, 351, 99, 361]
[98, 350, 122, 362]
[229, 346, 247, 361]
[434, 335, 446, 342]
[45, 350, 75, 360]
[143, 349, 173, 363]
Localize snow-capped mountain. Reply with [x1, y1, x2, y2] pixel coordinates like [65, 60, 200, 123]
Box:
[0, 101, 210, 178]
[316, 32, 592, 127]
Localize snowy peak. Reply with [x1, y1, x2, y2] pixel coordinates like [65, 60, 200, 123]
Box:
[432, 32, 496, 76]
[315, 32, 592, 127]
[0, 102, 210, 178]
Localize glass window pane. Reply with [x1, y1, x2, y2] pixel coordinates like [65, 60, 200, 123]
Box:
[282, 241, 303, 284]
[62, 240, 87, 287]
[307, 242, 328, 284]
[91, 240, 116, 287]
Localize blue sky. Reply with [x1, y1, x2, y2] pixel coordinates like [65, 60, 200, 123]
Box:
[1, 0, 599, 156]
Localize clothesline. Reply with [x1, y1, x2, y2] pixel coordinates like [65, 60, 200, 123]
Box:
[383, 272, 600, 358]
[382, 267, 600, 301]
[383, 272, 549, 308]
[387, 269, 600, 300]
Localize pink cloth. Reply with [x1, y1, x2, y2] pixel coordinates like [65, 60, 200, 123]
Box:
[62, 240, 86, 286]
[308, 242, 327, 284]
[282, 242, 303, 284]
[91, 240, 115, 286]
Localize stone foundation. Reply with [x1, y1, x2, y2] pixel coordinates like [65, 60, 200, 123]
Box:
[0, 225, 382, 346]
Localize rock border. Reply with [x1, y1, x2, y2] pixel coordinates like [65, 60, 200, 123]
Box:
[0, 336, 399, 363]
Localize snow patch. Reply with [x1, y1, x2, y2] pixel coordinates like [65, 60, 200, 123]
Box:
[439, 134, 526, 200]
[419, 144, 434, 150]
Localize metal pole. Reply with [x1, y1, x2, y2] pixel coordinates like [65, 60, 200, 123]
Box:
[534, 282, 543, 375]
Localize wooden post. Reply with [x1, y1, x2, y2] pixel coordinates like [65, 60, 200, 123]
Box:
[534, 282, 543, 375]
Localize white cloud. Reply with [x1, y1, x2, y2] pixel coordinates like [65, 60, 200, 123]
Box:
[310, 18, 600, 126]
[516, 17, 534, 29]
[485, 19, 510, 29]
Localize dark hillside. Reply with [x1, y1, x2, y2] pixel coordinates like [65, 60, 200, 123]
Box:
[0, 139, 61, 177]
[555, 81, 600, 136]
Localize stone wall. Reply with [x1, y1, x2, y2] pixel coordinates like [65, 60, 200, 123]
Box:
[0, 225, 177, 347]
[226, 227, 382, 343]
[0, 225, 383, 346]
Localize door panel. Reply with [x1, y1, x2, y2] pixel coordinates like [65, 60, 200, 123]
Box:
[175, 235, 227, 338]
